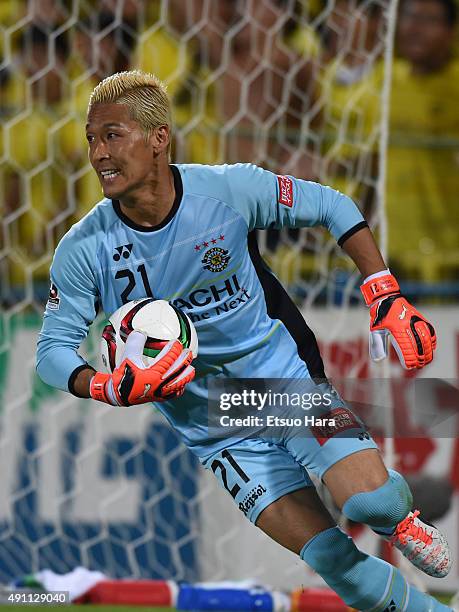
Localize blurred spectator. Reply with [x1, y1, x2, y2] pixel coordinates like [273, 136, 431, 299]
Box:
[319, 0, 385, 214]
[0, 1, 28, 115]
[135, 0, 199, 97]
[0, 0, 26, 27]
[28, 0, 69, 31]
[69, 9, 136, 114]
[188, 0, 321, 280]
[64, 11, 138, 219]
[287, 1, 321, 58]
[73, 10, 136, 81]
[4, 0, 456, 305]
[134, 0, 221, 164]
[1, 24, 72, 303]
[211, 0, 319, 178]
[387, 0, 459, 283]
[274, 0, 387, 288]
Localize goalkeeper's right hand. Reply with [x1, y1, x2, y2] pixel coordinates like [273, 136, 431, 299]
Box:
[90, 331, 195, 406]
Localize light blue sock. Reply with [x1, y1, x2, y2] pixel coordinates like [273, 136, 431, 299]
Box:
[342, 469, 412, 532]
[300, 527, 451, 611]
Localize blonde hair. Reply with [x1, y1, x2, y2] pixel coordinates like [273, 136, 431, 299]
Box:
[88, 70, 172, 150]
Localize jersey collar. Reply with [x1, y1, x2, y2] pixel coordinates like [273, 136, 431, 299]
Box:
[112, 164, 183, 232]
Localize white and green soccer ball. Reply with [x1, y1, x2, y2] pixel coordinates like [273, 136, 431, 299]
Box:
[101, 298, 198, 373]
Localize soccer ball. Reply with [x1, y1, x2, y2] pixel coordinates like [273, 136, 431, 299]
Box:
[100, 298, 198, 373]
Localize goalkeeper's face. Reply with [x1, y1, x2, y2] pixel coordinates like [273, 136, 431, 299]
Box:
[86, 103, 166, 200]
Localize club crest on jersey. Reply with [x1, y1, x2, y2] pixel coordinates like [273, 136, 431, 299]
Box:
[201, 247, 231, 273]
[47, 282, 60, 310]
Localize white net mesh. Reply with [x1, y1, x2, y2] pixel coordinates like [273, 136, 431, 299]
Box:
[0, 0, 397, 586]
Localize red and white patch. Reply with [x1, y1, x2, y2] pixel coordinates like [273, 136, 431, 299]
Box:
[310, 407, 362, 446]
[277, 175, 293, 208]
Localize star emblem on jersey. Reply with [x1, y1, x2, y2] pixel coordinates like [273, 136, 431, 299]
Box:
[201, 247, 231, 273]
[113, 243, 133, 261]
[194, 235, 225, 251]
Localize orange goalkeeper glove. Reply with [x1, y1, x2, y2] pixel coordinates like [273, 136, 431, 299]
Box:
[360, 271, 437, 370]
[90, 331, 195, 406]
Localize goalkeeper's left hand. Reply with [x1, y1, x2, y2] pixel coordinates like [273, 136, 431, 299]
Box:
[360, 271, 437, 370]
[91, 331, 195, 406]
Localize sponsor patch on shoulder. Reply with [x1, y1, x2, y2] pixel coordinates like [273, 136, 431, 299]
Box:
[310, 407, 363, 446]
[47, 282, 60, 310]
[277, 175, 293, 207]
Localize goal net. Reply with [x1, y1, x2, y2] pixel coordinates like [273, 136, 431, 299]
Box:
[0, 0, 409, 591]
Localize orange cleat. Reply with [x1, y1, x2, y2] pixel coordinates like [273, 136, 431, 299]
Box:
[390, 511, 452, 578]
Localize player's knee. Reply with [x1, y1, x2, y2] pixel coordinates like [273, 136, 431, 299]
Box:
[300, 527, 367, 605]
[342, 469, 412, 528]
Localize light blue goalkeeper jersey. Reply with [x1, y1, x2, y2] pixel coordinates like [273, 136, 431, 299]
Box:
[37, 163, 366, 396]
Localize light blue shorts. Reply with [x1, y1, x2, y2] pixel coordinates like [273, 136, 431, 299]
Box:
[201, 408, 378, 524]
[202, 438, 312, 523]
[160, 324, 379, 524]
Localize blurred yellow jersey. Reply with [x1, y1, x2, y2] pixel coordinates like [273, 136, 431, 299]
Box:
[3, 104, 66, 284]
[288, 25, 321, 58]
[135, 26, 219, 164]
[320, 58, 383, 201]
[387, 58, 459, 280]
[2, 74, 101, 286]
[134, 26, 191, 102]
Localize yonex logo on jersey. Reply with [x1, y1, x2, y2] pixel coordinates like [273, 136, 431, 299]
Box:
[383, 601, 396, 612]
[113, 243, 133, 261]
[202, 247, 231, 273]
[277, 175, 293, 207]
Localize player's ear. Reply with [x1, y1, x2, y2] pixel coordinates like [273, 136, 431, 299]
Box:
[151, 125, 170, 157]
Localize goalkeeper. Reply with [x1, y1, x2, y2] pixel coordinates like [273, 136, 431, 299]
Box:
[37, 71, 452, 612]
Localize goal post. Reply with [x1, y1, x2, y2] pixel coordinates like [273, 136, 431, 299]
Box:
[0, 0, 400, 588]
